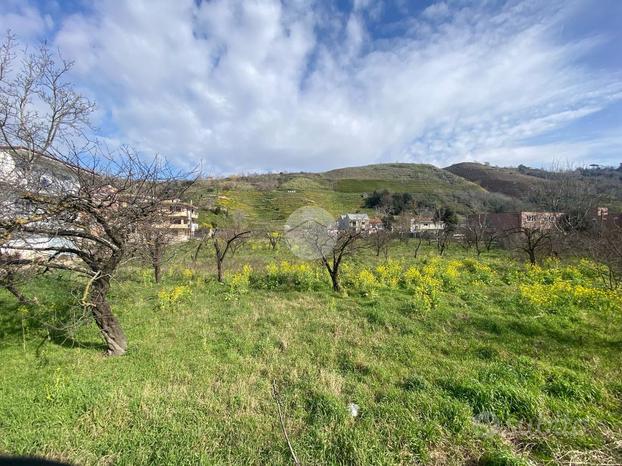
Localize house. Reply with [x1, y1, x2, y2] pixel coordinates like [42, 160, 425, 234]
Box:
[368, 217, 384, 233]
[0, 146, 79, 195]
[160, 199, 200, 242]
[1, 147, 200, 253]
[1, 147, 79, 258]
[410, 216, 445, 235]
[469, 211, 565, 234]
[338, 213, 370, 232]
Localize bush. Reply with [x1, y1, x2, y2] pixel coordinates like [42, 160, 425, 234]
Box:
[157, 285, 192, 311]
[252, 261, 320, 291]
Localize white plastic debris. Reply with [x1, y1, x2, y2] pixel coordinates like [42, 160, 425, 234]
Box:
[347, 402, 360, 417]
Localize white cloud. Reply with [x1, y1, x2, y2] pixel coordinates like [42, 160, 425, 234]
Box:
[0, 1, 52, 39]
[5, 0, 621, 173]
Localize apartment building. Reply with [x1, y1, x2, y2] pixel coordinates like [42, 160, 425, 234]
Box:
[161, 199, 199, 241]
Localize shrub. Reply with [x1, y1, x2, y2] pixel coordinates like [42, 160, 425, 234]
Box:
[157, 285, 192, 310]
[460, 258, 495, 284]
[253, 261, 320, 291]
[229, 265, 252, 292]
[351, 268, 380, 297]
[375, 259, 403, 288]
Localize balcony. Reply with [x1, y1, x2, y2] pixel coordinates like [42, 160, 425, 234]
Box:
[168, 211, 199, 219]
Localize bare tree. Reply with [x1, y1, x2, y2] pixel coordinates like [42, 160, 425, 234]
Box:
[212, 228, 251, 282]
[0, 253, 35, 305]
[435, 229, 452, 256]
[135, 221, 176, 284]
[508, 227, 553, 265]
[0, 34, 197, 356]
[569, 216, 622, 290]
[368, 229, 393, 260]
[462, 214, 498, 257]
[412, 235, 423, 258]
[0, 31, 94, 157]
[265, 230, 282, 251]
[284, 214, 362, 292]
[3, 147, 194, 355]
[320, 230, 362, 292]
[391, 213, 412, 243]
[0, 32, 93, 304]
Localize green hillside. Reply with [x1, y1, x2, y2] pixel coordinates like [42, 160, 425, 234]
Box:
[189, 160, 622, 230]
[188, 163, 516, 229]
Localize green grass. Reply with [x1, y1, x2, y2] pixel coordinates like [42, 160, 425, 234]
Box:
[188, 162, 494, 229]
[1, 244, 621, 465]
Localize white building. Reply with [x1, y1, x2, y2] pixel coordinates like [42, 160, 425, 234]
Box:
[338, 213, 370, 232]
[160, 199, 199, 242]
[410, 216, 445, 235]
[1, 147, 80, 258]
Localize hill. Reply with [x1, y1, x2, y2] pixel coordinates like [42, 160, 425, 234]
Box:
[446, 162, 622, 211]
[444, 162, 549, 199]
[188, 163, 522, 229]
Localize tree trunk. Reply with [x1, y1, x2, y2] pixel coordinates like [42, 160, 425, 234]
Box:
[90, 277, 127, 356]
[528, 250, 536, 265]
[413, 237, 422, 258]
[192, 242, 203, 263]
[217, 258, 224, 283]
[330, 269, 341, 292]
[154, 262, 161, 284]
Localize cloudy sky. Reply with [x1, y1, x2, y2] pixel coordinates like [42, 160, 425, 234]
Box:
[2, 0, 621, 174]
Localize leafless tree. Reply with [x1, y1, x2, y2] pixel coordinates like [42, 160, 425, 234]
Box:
[320, 230, 362, 292]
[1, 34, 197, 356]
[0, 253, 35, 305]
[391, 213, 412, 243]
[462, 214, 498, 257]
[265, 230, 282, 251]
[190, 228, 212, 264]
[3, 146, 194, 355]
[412, 235, 423, 258]
[561, 214, 622, 289]
[435, 229, 452, 256]
[134, 220, 176, 284]
[507, 227, 554, 265]
[0, 31, 94, 158]
[212, 228, 251, 282]
[0, 32, 93, 304]
[368, 229, 393, 260]
[285, 215, 362, 292]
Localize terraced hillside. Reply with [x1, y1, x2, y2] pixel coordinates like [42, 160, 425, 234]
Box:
[187, 164, 516, 229]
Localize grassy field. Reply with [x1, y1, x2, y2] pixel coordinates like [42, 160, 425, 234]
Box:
[1, 242, 621, 465]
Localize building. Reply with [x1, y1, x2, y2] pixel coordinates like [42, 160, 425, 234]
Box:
[338, 213, 370, 232]
[160, 199, 199, 242]
[368, 217, 384, 233]
[410, 216, 445, 235]
[1, 147, 200, 252]
[1, 147, 79, 258]
[0, 146, 79, 195]
[469, 211, 565, 234]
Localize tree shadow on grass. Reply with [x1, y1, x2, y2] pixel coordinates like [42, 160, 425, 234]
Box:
[0, 456, 73, 466]
[467, 314, 622, 353]
[0, 293, 106, 353]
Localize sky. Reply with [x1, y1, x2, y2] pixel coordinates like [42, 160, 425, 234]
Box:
[1, 0, 621, 174]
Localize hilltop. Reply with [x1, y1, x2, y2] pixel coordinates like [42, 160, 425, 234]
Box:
[444, 162, 549, 199]
[187, 161, 622, 229]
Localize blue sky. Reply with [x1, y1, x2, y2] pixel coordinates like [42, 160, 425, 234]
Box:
[1, 0, 621, 174]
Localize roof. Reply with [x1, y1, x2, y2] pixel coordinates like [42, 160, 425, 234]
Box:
[342, 213, 369, 220]
[411, 216, 436, 223]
